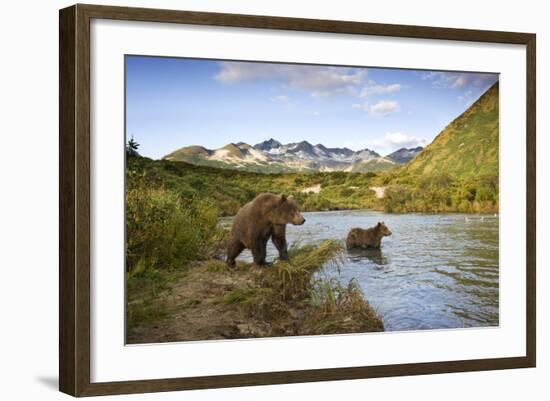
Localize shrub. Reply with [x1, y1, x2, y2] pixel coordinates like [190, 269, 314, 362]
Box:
[383, 185, 412, 212]
[125, 186, 220, 273]
[339, 187, 354, 197]
[301, 194, 335, 211]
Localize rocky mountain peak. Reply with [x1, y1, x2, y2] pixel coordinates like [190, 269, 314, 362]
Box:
[253, 138, 282, 151]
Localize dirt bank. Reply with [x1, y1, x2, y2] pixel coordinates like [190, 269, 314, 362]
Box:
[127, 241, 384, 344]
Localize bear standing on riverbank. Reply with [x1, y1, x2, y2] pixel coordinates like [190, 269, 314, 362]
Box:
[346, 222, 392, 250]
[226, 193, 306, 267]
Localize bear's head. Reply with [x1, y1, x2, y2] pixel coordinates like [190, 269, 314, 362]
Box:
[377, 221, 392, 236]
[273, 194, 306, 225]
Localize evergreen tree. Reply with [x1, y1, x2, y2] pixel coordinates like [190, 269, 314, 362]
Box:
[126, 136, 140, 157]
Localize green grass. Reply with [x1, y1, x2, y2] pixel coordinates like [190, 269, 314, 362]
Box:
[307, 278, 383, 333]
[126, 265, 182, 328]
[205, 259, 233, 273]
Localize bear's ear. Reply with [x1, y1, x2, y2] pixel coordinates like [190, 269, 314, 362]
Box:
[280, 194, 287, 203]
[377, 222, 381, 227]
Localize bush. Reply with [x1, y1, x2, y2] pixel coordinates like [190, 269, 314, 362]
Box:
[339, 187, 354, 197]
[301, 194, 335, 211]
[381, 172, 498, 213]
[383, 185, 412, 212]
[126, 186, 220, 273]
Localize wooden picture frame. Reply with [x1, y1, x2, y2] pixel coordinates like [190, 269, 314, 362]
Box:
[59, 3, 536, 397]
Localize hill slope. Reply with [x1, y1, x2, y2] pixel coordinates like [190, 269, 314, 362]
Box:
[397, 82, 498, 179]
[381, 82, 499, 213]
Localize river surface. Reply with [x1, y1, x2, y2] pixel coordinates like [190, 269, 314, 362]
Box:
[221, 210, 499, 332]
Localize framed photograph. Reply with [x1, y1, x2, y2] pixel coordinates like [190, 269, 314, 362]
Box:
[59, 4, 536, 397]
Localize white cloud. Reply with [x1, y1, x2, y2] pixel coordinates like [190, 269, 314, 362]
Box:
[422, 72, 465, 88]
[360, 132, 428, 155]
[360, 83, 401, 98]
[421, 71, 442, 81]
[422, 71, 497, 90]
[451, 75, 468, 89]
[215, 62, 367, 98]
[369, 100, 400, 116]
[352, 100, 400, 116]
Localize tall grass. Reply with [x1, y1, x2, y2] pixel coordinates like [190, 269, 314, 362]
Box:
[216, 240, 384, 332]
[269, 240, 343, 301]
[126, 185, 220, 273]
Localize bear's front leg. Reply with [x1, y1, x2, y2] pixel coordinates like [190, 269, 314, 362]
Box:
[272, 224, 289, 261]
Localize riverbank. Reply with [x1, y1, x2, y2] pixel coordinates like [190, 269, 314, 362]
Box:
[127, 240, 384, 344]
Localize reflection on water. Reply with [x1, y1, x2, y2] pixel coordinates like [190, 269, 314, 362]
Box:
[221, 210, 499, 331]
[347, 248, 389, 266]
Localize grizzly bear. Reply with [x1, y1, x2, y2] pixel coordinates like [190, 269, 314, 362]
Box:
[226, 193, 306, 267]
[345, 222, 392, 250]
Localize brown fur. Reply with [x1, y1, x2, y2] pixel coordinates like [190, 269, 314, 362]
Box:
[226, 193, 306, 267]
[346, 222, 392, 250]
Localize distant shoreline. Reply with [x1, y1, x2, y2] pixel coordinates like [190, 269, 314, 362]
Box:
[220, 208, 500, 219]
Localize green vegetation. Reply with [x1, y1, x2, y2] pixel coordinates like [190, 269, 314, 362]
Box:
[126, 170, 224, 273]
[378, 82, 499, 213]
[380, 171, 498, 213]
[126, 135, 140, 157]
[127, 155, 380, 217]
[347, 157, 397, 173]
[126, 265, 182, 329]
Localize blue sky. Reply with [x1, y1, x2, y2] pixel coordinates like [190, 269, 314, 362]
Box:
[126, 55, 498, 159]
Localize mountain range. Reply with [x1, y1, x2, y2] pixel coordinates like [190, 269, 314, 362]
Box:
[163, 139, 422, 173]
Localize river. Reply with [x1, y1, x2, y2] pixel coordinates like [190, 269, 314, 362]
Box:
[221, 209, 499, 332]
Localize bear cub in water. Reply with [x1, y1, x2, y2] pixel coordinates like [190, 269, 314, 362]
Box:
[346, 222, 392, 250]
[226, 193, 306, 267]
